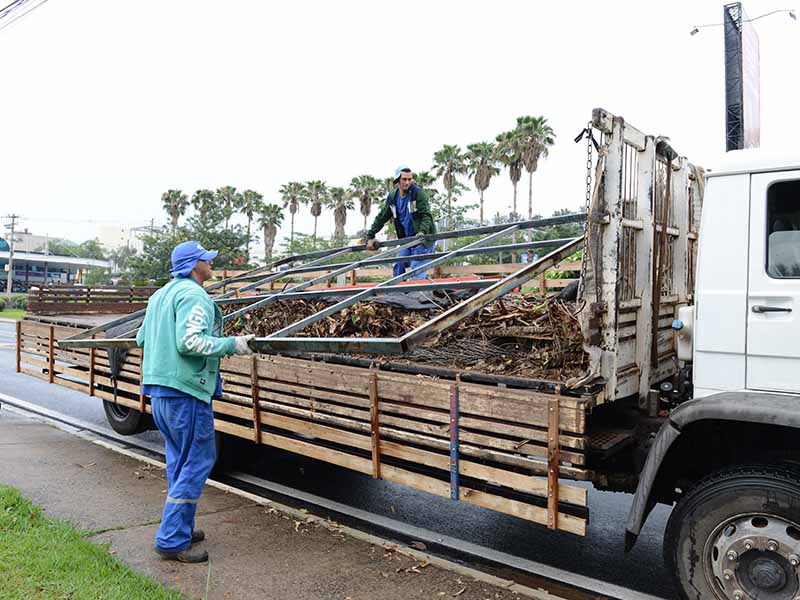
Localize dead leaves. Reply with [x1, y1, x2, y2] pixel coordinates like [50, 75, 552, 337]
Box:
[223, 294, 588, 380]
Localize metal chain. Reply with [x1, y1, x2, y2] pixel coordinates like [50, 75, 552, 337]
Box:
[577, 121, 593, 303]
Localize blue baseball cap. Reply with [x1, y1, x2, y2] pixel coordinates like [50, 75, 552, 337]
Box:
[171, 240, 218, 278]
[393, 165, 411, 182]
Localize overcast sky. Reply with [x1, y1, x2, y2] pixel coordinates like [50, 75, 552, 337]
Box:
[1, 0, 798, 255]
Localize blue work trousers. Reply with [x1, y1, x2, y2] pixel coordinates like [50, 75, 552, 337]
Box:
[151, 394, 216, 553]
[393, 242, 435, 279]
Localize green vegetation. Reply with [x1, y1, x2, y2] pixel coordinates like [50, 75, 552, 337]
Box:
[0, 309, 25, 320]
[0, 484, 182, 600]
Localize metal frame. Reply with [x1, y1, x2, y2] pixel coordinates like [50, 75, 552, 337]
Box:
[57, 214, 585, 353]
[249, 236, 582, 355]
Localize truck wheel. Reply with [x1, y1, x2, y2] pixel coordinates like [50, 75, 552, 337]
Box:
[102, 401, 151, 435]
[664, 465, 800, 600]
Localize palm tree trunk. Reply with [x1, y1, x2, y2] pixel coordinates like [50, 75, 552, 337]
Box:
[528, 170, 534, 241]
[479, 190, 484, 225]
[246, 218, 252, 261]
[290, 213, 295, 243]
[171, 212, 178, 231]
[313, 217, 318, 242]
[363, 214, 368, 240]
[264, 225, 272, 265]
[511, 182, 519, 262]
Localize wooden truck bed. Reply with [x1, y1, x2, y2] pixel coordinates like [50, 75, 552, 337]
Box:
[16, 317, 592, 536]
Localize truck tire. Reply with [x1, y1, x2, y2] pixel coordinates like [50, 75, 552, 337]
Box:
[102, 401, 151, 435]
[664, 465, 800, 600]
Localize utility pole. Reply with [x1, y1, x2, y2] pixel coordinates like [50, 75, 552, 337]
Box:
[3, 214, 20, 299]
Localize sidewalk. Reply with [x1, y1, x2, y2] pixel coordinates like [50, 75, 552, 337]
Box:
[0, 409, 527, 600]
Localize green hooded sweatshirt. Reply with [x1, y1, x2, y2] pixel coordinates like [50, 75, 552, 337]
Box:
[136, 277, 237, 402]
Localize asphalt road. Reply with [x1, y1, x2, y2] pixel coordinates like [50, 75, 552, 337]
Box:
[0, 320, 676, 598]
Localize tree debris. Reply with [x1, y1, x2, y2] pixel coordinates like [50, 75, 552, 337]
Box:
[222, 293, 588, 380]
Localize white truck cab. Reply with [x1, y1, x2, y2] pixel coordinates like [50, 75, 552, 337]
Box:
[693, 150, 800, 397]
[628, 150, 800, 600]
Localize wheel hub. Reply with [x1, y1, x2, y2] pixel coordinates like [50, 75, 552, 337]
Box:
[748, 557, 787, 591]
[707, 514, 800, 599]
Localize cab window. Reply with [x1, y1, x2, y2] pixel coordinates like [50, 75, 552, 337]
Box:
[767, 179, 800, 278]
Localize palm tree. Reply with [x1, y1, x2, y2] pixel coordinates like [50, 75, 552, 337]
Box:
[432, 144, 467, 229]
[495, 130, 524, 220]
[161, 189, 189, 230]
[257, 204, 284, 264]
[303, 180, 327, 241]
[325, 187, 355, 242]
[191, 189, 216, 216]
[515, 116, 556, 223]
[216, 186, 240, 230]
[238, 190, 264, 260]
[348, 175, 381, 238]
[279, 182, 304, 243]
[466, 142, 500, 225]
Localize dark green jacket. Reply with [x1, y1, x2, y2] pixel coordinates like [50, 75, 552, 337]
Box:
[366, 185, 436, 240]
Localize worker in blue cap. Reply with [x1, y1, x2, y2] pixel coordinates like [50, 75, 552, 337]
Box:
[364, 166, 437, 279]
[136, 240, 254, 563]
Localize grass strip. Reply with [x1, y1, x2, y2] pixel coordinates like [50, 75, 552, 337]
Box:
[0, 484, 183, 600]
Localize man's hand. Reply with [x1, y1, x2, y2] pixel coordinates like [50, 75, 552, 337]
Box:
[365, 238, 378, 251]
[234, 334, 255, 355]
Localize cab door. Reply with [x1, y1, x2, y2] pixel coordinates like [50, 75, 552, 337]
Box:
[746, 171, 800, 393]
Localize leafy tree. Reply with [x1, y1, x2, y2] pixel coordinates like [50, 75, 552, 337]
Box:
[432, 144, 467, 229]
[257, 203, 284, 264]
[127, 227, 188, 282]
[429, 181, 475, 227]
[280, 182, 304, 243]
[186, 205, 250, 271]
[325, 187, 354, 243]
[77, 238, 107, 260]
[161, 189, 189, 230]
[238, 189, 264, 260]
[466, 142, 500, 225]
[216, 186, 240, 231]
[83, 268, 112, 286]
[278, 232, 334, 257]
[349, 175, 382, 238]
[515, 115, 556, 222]
[44, 239, 80, 257]
[303, 180, 327, 241]
[109, 245, 137, 274]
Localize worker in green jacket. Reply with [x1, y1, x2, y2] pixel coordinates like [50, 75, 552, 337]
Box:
[364, 166, 437, 279]
[136, 241, 254, 563]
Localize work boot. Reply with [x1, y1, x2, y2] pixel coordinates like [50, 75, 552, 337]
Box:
[191, 529, 205, 544]
[155, 546, 209, 563]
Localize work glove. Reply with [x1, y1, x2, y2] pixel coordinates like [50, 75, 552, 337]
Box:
[365, 238, 378, 251]
[234, 334, 255, 355]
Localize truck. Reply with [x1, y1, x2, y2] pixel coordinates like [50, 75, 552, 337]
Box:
[14, 108, 800, 600]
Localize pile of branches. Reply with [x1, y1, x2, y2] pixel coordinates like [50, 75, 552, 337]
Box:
[223, 300, 432, 339]
[223, 294, 587, 381]
[410, 296, 587, 380]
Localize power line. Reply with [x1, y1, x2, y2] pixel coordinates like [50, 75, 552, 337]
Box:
[0, 0, 29, 19]
[0, 0, 49, 33]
